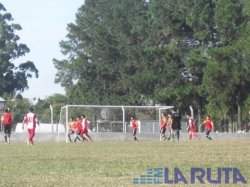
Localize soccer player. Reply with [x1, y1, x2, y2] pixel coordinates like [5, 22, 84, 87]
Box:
[67, 117, 76, 142]
[74, 116, 85, 142]
[166, 113, 173, 141]
[186, 115, 199, 140]
[22, 107, 38, 145]
[1, 108, 13, 144]
[202, 115, 214, 140]
[130, 115, 138, 142]
[171, 107, 182, 141]
[160, 112, 167, 141]
[81, 114, 93, 142]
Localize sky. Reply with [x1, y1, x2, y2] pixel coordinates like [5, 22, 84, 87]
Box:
[1, 0, 84, 101]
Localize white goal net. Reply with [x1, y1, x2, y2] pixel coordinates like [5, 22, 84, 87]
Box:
[59, 105, 173, 140]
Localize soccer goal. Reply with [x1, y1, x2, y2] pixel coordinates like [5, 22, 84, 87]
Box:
[58, 105, 173, 141]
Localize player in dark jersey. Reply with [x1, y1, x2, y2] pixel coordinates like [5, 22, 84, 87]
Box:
[171, 107, 182, 141]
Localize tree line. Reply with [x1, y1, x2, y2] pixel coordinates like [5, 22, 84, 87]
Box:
[1, 1, 250, 131]
[54, 0, 250, 130]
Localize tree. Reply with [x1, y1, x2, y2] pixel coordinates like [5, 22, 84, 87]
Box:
[151, 0, 215, 116]
[202, 0, 250, 129]
[54, 0, 150, 105]
[0, 3, 38, 97]
[143, 0, 191, 107]
[53, 0, 250, 131]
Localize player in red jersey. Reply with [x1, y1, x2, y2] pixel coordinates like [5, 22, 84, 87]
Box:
[81, 114, 93, 142]
[202, 115, 214, 140]
[67, 117, 77, 142]
[74, 116, 85, 142]
[22, 107, 38, 145]
[160, 112, 167, 141]
[1, 108, 13, 144]
[130, 115, 138, 142]
[166, 113, 173, 141]
[186, 115, 199, 140]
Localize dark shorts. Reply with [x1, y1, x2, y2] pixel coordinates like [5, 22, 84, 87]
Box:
[160, 128, 166, 134]
[205, 128, 211, 136]
[172, 129, 180, 135]
[132, 128, 137, 136]
[4, 125, 11, 135]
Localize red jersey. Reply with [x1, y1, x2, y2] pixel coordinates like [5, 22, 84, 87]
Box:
[81, 118, 89, 134]
[188, 119, 196, 132]
[160, 116, 167, 128]
[68, 121, 76, 131]
[204, 119, 213, 130]
[75, 119, 82, 131]
[1, 112, 13, 126]
[131, 119, 137, 129]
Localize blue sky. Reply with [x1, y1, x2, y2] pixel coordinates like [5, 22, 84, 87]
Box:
[1, 0, 84, 101]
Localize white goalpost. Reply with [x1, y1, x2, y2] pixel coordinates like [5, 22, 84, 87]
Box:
[58, 105, 174, 142]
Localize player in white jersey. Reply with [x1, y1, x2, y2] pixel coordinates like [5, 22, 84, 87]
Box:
[22, 107, 38, 145]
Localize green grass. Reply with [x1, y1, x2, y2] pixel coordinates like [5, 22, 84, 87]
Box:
[0, 140, 249, 187]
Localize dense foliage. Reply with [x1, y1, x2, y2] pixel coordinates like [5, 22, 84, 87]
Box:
[54, 0, 250, 128]
[1, 1, 250, 129]
[0, 3, 38, 96]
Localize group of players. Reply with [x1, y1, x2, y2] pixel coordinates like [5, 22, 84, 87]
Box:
[187, 114, 214, 140]
[159, 108, 214, 141]
[131, 107, 214, 142]
[67, 114, 93, 142]
[159, 108, 182, 141]
[1, 107, 93, 144]
[0, 106, 38, 145]
[1, 106, 214, 144]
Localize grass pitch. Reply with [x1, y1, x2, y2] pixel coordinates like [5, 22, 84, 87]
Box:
[0, 140, 249, 187]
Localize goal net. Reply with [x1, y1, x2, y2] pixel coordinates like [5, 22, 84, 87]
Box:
[59, 105, 173, 140]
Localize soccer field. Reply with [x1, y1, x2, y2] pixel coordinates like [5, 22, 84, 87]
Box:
[0, 140, 249, 187]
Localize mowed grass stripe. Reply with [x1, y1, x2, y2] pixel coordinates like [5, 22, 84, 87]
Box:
[0, 141, 249, 187]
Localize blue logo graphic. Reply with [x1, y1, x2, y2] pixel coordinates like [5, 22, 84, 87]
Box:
[132, 167, 247, 185]
[132, 168, 164, 184]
